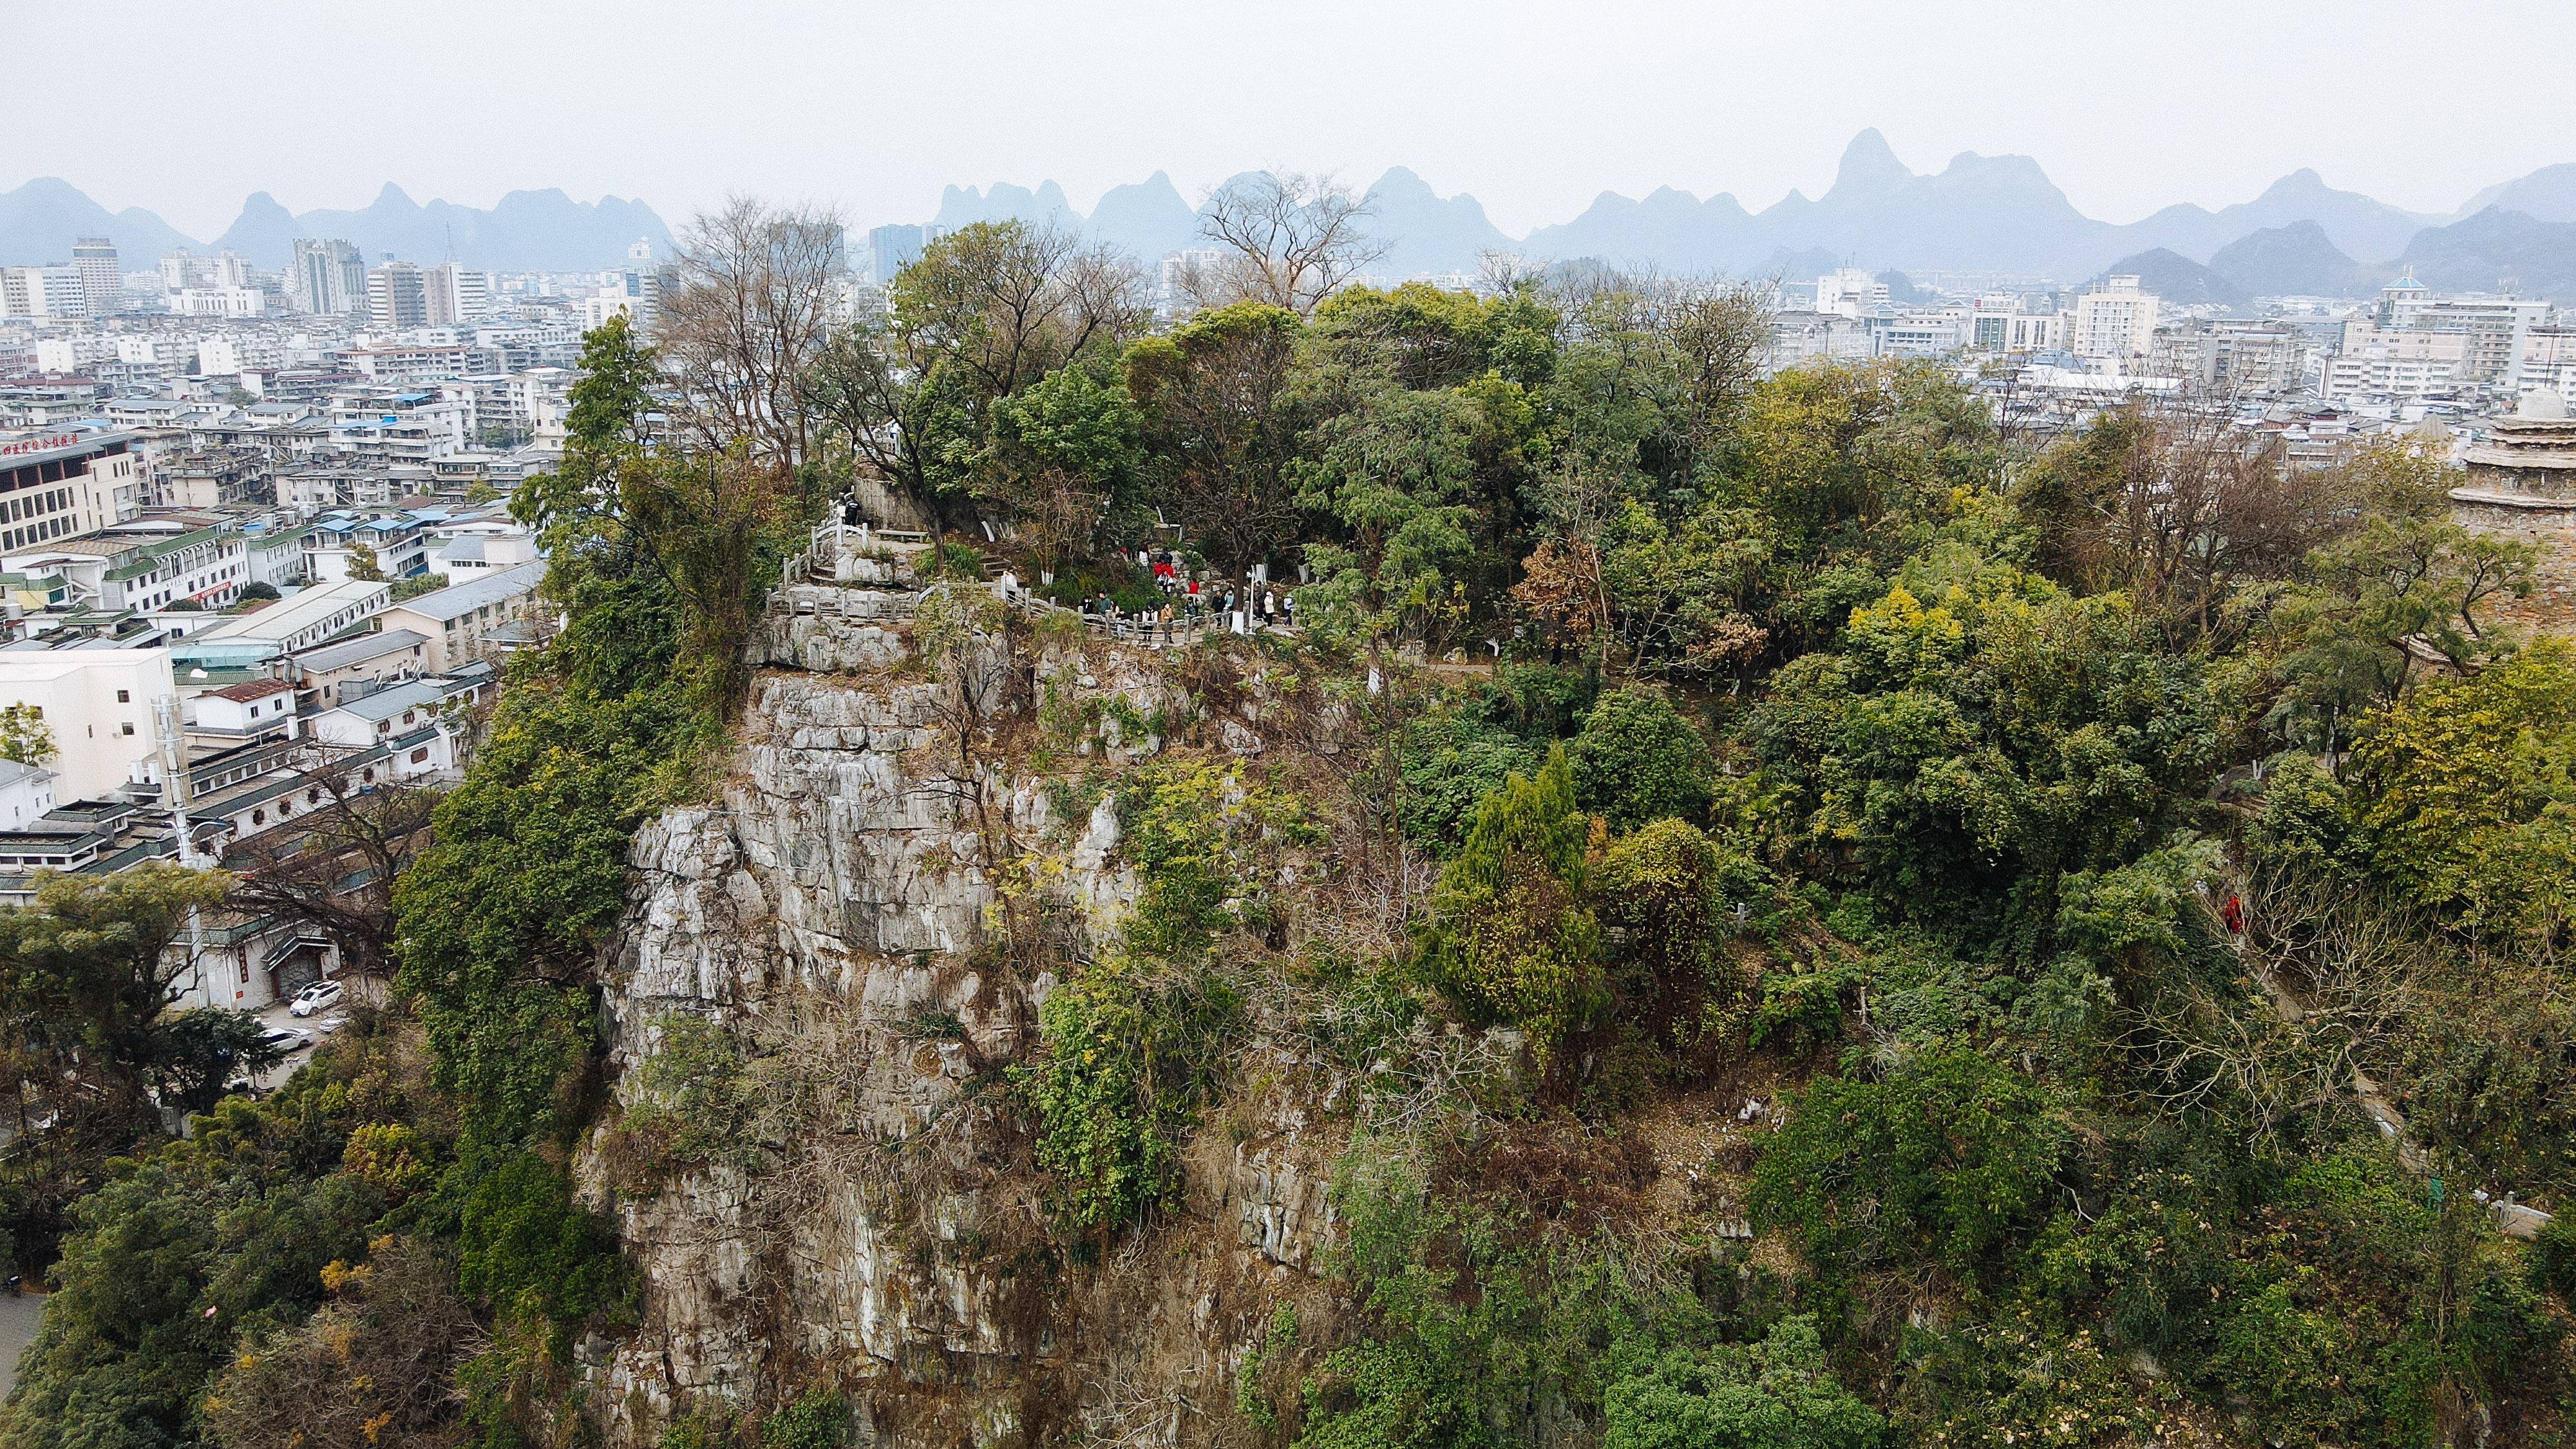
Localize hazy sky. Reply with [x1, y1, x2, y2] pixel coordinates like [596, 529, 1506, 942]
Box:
[14, 0, 2575, 239]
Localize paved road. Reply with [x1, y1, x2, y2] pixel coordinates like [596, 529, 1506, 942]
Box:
[245, 998, 353, 1094]
[0, 1291, 44, 1396]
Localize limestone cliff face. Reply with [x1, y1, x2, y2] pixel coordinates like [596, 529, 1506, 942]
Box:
[575, 551, 1342, 1448]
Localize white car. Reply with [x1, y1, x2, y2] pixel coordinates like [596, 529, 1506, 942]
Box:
[258, 1025, 313, 1055]
[288, 980, 343, 1018]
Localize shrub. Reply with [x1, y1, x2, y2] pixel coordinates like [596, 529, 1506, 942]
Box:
[1395, 709, 1540, 848]
[1415, 745, 1603, 1061]
[1604, 1316, 1882, 1449]
[1569, 687, 1714, 830]
[1020, 965, 1243, 1232]
[1595, 819, 1766, 1046]
[1750, 1052, 2066, 1287]
[618, 1012, 760, 1177]
[761, 1388, 853, 1449]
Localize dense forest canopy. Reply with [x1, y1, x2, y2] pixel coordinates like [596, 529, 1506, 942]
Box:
[1, 196, 2568, 1449]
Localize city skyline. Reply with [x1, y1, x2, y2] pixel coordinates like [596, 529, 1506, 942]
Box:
[12, 0, 2576, 239]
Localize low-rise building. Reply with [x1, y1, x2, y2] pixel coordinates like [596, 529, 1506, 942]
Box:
[375, 561, 542, 670]
[169, 578, 389, 672]
[281, 627, 428, 705]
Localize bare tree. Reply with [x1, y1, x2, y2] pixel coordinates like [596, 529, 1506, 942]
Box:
[1181, 171, 1389, 317]
[659, 195, 848, 472]
[2018, 395, 2347, 648]
[224, 745, 439, 983]
[892, 220, 1149, 399]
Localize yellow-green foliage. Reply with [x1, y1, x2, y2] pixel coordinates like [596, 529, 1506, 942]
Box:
[2350, 638, 2576, 945]
[1416, 744, 1603, 1060]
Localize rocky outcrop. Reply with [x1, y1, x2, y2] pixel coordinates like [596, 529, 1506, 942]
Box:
[576, 549, 1346, 1446]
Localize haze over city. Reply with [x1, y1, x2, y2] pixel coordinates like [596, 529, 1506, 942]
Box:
[11, 0, 2576, 234]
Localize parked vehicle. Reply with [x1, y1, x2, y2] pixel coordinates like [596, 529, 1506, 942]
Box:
[287, 980, 343, 1018]
[258, 1026, 312, 1055]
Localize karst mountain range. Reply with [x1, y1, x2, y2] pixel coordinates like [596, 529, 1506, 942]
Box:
[7, 130, 2575, 296]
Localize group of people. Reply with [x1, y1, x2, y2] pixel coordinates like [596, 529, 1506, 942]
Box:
[1073, 550, 1296, 642]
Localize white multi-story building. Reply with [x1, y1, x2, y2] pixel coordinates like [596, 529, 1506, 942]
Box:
[160, 250, 248, 290]
[2071, 276, 2160, 360]
[290, 238, 368, 316]
[1814, 268, 1891, 320]
[168, 287, 265, 317]
[368, 261, 430, 330]
[70, 238, 120, 316]
[428, 262, 493, 325]
[2325, 330, 2472, 403]
[2362, 276, 2551, 390]
[1, 265, 90, 319]
[0, 650, 175, 800]
[0, 430, 142, 552]
[1969, 294, 2067, 353]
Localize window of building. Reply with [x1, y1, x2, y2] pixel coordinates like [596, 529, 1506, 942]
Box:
[120, 723, 134, 735]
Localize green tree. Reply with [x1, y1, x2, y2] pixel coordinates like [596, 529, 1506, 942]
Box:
[344, 540, 385, 582]
[804, 219, 1145, 537]
[989, 359, 1145, 570]
[1750, 567, 2213, 948]
[2268, 513, 2535, 750]
[0, 703, 53, 767]
[1416, 745, 1603, 1061]
[1751, 1053, 2067, 1289]
[1569, 687, 1715, 831]
[1604, 1318, 1883, 1449]
[2347, 638, 2576, 945]
[1127, 301, 1307, 581]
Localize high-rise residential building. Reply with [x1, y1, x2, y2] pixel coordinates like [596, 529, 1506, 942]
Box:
[290, 238, 367, 316]
[0, 265, 89, 319]
[426, 261, 492, 325]
[2362, 273, 2550, 388]
[1814, 268, 1891, 319]
[158, 249, 248, 291]
[868, 223, 927, 285]
[368, 261, 430, 330]
[2071, 275, 2160, 360]
[70, 238, 120, 316]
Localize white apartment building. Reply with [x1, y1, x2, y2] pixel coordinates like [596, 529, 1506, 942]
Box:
[428, 263, 493, 325]
[2326, 327, 2471, 402]
[1814, 268, 1891, 319]
[1, 265, 90, 319]
[70, 239, 120, 316]
[368, 261, 430, 330]
[0, 650, 174, 800]
[2071, 276, 2160, 360]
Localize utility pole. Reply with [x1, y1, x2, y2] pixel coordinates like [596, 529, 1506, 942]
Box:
[153, 694, 213, 1003]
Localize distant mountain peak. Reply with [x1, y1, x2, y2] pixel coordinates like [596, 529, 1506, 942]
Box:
[1832, 129, 1913, 196]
